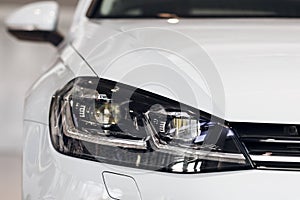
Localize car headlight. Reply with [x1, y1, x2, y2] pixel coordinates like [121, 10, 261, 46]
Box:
[50, 77, 253, 173]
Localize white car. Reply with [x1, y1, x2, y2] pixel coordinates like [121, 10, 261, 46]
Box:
[6, 0, 300, 199]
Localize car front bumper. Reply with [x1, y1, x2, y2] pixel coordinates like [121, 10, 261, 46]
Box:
[23, 120, 300, 200]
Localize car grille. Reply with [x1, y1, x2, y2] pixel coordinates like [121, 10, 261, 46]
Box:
[231, 122, 300, 170]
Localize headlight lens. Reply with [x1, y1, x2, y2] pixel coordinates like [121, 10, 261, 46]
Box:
[50, 77, 253, 173]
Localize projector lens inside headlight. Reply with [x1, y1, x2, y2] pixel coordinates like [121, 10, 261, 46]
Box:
[50, 77, 253, 173]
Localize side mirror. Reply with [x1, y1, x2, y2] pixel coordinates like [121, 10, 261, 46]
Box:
[5, 1, 64, 46]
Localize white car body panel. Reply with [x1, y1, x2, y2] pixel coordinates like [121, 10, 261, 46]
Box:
[21, 1, 300, 199]
[23, 121, 300, 200]
[23, 45, 96, 124]
[72, 18, 300, 124]
[5, 1, 59, 31]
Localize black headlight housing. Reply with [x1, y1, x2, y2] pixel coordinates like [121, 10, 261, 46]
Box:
[50, 77, 253, 173]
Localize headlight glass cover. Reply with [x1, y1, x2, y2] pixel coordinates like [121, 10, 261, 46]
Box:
[50, 77, 253, 173]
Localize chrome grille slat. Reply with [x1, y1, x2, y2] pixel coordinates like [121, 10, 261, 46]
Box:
[231, 122, 300, 169]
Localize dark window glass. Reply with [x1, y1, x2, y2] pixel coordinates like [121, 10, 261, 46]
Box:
[88, 0, 300, 18]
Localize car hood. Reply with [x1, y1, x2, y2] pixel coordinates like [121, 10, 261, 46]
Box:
[72, 18, 300, 124]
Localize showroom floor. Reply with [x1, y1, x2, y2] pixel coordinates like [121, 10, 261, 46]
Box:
[0, 3, 75, 199]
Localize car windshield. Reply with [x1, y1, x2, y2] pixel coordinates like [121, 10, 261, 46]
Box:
[87, 0, 300, 18]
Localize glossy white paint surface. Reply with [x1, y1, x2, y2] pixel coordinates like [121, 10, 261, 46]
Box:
[5, 1, 59, 31]
[69, 0, 92, 34]
[20, 1, 300, 200]
[24, 45, 96, 125]
[23, 122, 111, 200]
[72, 19, 300, 124]
[23, 120, 300, 200]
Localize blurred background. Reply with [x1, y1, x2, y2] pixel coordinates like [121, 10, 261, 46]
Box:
[0, 0, 77, 199]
